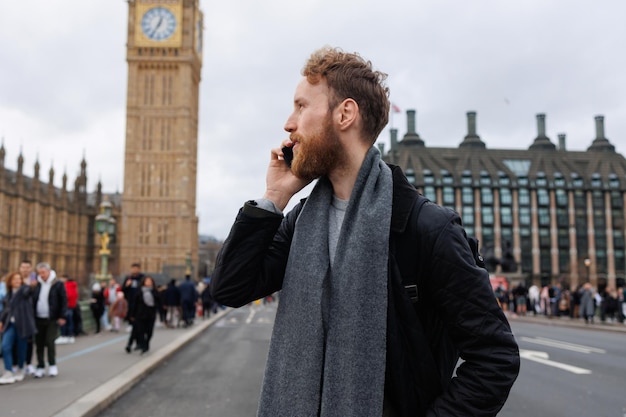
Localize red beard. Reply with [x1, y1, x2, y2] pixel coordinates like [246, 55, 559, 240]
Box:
[291, 115, 343, 181]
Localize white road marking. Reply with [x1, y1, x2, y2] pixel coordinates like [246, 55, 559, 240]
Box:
[519, 349, 592, 375]
[246, 307, 257, 324]
[520, 336, 606, 354]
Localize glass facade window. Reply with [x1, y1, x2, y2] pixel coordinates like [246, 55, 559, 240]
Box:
[424, 185, 436, 202]
[519, 188, 530, 205]
[482, 207, 494, 225]
[462, 187, 473, 204]
[461, 174, 472, 185]
[538, 207, 550, 226]
[591, 174, 601, 188]
[481, 187, 493, 205]
[442, 174, 454, 185]
[442, 186, 455, 205]
[501, 206, 512, 225]
[537, 188, 550, 206]
[462, 206, 474, 225]
[555, 189, 568, 206]
[500, 188, 512, 205]
[573, 177, 584, 188]
[519, 207, 531, 225]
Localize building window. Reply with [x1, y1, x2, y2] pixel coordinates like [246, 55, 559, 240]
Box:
[519, 207, 531, 226]
[462, 206, 474, 225]
[519, 188, 530, 205]
[537, 188, 550, 206]
[555, 188, 568, 206]
[424, 185, 436, 202]
[591, 173, 602, 188]
[500, 188, 512, 205]
[501, 206, 512, 226]
[481, 188, 493, 205]
[443, 186, 455, 205]
[462, 187, 473, 204]
[482, 207, 494, 225]
[538, 207, 550, 226]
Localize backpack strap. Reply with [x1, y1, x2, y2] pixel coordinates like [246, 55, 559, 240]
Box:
[389, 193, 430, 304]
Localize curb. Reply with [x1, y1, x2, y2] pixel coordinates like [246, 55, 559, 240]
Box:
[53, 308, 231, 417]
[509, 315, 626, 334]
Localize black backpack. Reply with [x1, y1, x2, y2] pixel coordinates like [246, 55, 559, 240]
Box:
[402, 194, 486, 304]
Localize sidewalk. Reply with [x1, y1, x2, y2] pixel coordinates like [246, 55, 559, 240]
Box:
[508, 312, 626, 333]
[1, 309, 230, 417]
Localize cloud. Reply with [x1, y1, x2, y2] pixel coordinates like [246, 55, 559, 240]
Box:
[1, 0, 624, 240]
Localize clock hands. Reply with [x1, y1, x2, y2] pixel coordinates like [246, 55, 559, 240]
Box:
[149, 16, 164, 38]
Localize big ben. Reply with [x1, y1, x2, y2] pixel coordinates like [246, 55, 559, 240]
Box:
[120, 0, 203, 275]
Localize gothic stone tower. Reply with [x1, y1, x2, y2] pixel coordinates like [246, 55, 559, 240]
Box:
[121, 0, 203, 276]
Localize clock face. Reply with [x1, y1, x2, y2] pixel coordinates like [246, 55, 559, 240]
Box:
[141, 7, 177, 41]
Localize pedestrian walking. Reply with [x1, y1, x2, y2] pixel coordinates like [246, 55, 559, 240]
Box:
[32, 262, 67, 378]
[127, 276, 160, 355]
[0, 271, 37, 384]
[579, 282, 595, 324]
[90, 283, 105, 334]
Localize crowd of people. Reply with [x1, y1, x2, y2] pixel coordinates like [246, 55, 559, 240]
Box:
[0, 260, 220, 385]
[494, 280, 626, 324]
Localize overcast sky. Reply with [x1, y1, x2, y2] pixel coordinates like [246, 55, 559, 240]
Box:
[1, 0, 624, 240]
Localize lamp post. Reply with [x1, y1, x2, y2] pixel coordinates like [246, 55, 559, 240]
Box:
[95, 200, 116, 287]
[185, 251, 192, 278]
[583, 258, 591, 283]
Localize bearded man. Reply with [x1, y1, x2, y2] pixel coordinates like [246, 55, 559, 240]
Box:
[210, 46, 519, 417]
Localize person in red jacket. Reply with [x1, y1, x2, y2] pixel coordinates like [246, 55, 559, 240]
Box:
[57, 274, 78, 344]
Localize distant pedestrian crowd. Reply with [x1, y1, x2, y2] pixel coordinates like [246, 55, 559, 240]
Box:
[494, 280, 626, 324]
[0, 260, 223, 386]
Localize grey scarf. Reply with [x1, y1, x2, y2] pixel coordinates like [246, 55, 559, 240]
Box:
[259, 147, 393, 417]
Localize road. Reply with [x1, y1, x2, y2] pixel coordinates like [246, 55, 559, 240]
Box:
[98, 303, 626, 417]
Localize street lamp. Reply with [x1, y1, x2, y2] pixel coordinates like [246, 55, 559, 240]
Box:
[185, 251, 192, 278]
[95, 200, 116, 286]
[583, 258, 591, 283]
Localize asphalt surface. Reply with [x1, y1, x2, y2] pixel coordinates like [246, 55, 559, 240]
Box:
[1, 306, 623, 417]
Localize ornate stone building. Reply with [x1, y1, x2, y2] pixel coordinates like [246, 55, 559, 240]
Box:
[382, 110, 626, 291]
[0, 145, 120, 288]
[120, 0, 203, 276]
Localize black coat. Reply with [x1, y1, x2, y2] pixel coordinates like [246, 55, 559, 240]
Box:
[211, 164, 520, 417]
[130, 287, 161, 321]
[0, 285, 37, 339]
[33, 278, 67, 321]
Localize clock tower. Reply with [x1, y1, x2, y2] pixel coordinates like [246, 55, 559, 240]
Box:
[121, 0, 203, 276]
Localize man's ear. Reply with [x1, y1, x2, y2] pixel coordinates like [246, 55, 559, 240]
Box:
[335, 98, 358, 131]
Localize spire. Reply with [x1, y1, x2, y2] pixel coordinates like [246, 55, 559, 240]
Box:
[587, 115, 615, 152]
[34, 158, 40, 179]
[459, 111, 486, 149]
[17, 151, 24, 174]
[401, 109, 425, 146]
[529, 113, 556, 151]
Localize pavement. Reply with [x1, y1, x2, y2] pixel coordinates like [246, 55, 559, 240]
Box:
[1, 308, 624, 417]
[1, 308, 230, 417]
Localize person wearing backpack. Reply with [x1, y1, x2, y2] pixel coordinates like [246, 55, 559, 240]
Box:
[210, 46, 519, 417]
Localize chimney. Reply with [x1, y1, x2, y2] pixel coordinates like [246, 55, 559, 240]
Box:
[588, 114, 615, 152]
[536, 113, 547, 137]
[529, 113, 556, 151]
[401, 109, 424, 145]
[459, 111, 486, 149]
[390, 128, 398, 150]
[377, 142, 385, 155]
[595, 115, 605, 140]
[557, 134, 566, 151]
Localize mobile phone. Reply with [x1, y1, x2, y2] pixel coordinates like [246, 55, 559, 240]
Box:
[282, 146, 293, 168]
